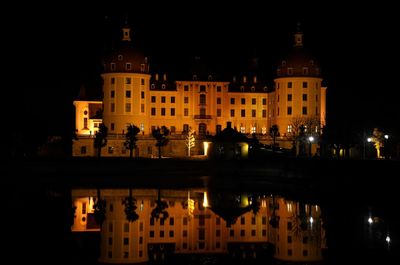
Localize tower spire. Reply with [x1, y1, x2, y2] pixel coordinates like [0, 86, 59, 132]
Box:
[294, 22, 303, 48]
[122, 16, 131, 42]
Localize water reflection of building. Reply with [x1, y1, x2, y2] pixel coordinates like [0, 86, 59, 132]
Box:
[72, 22, 326, 158]
[72, 188, 325, 264]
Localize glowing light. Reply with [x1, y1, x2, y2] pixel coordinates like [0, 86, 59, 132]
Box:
[308, 136, 314, 142]
[368, 217, 373, 224]
[384, 134, 389, 139]
[203, 142, 210, 156]
[309, 216, 314, 224]
[203, 192, 209, 208]
[367, 138, 372, 143]
[386, 235, 391, 243]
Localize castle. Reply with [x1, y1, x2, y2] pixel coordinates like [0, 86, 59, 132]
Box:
[72, 23, 326, 158]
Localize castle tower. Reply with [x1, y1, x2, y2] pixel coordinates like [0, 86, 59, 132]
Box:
[272, 24, 327, 149]
[101, 21, 151, 136]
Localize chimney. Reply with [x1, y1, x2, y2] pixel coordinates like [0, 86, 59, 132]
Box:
[163, 73, 167, 81]
[155, 74, 159, 81]
[227, 122, 232, 129]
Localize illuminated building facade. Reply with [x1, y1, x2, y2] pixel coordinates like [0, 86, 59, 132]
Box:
[72, 188, 325, 264]
[73, 23, 326, 157]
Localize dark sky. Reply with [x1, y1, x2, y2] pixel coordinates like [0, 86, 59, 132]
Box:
[16, 2, 399, 145]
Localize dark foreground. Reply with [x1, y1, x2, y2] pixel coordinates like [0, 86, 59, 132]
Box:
[3, 157, 399, 264]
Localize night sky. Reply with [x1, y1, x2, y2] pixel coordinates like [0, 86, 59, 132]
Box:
[16, 2, 399, 148]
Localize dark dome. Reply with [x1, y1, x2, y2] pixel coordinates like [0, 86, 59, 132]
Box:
[103, 43, 149, 74]
[277, 48, 320, 77]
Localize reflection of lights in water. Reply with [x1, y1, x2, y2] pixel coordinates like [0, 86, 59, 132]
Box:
[310, 216, 314, 224]
[140, 200, 144, 211]
[368, 217, 373, 224]
[203, 192, 209, 208]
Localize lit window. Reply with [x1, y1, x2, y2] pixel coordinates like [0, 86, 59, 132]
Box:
[126, 90, 131, 98]
[287, 125, 292, 133]
[251, 127, 256, 134]
[240, 127, 246, 133]
[262, 127, 267, 135]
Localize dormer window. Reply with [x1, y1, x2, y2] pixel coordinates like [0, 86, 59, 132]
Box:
[126, 63, 131, 70]
[208, 75, 212, 81]
[251, 86, 255, 92]
[303, 67, 309, 75]
[110, 63, 116, 71]
[151, 84, 155, 89]
[140, 64, 145, 72]
[288, 68, 293, 75]
[161, 84, 166, 89]
[118, 55, 123, 61]
[263, 86, 268, 91]
[240, 86, 244, 91]
[282, 61, 286, 66]
[193, 74, 197, 81]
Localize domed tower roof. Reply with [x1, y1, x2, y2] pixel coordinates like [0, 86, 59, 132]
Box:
[103, 23, 149, 74]
[276, 24, 321, 77]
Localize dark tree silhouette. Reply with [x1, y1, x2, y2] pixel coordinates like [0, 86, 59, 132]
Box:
[93, 189, 106, 226]
[122, 189, 139, 222]
[124, 124, 140, 158]
[269, 125, 280, 147]
[152, 126, 170, 159]
[151, 189, 169, 221]
[94, 123, 108, 157]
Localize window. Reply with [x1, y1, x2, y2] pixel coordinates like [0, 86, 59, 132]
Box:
[241, 98, 246, 104]
[184, 108, 189, 116]
[240, 127, 246, 133]
[151, 108, 156, 116]
[251, 126, 256, 134]
[125, 103, 131, 112]
[217, 86, 221, 92]
[126, 90, 131, 98]
[262, 98, 267, 105]
[200, 108, 206, 116]
[217, 109, 221, 117]
[184, 97, 189, 104]
[200, 85, 206, 92]
[288, 82, 292, 88]
[262, 217, 267, 225]
[183, 230, 188, 237]
[110, 123, 115, 131]
[230, 98, 235, 104]
[141, 91, 145, 99]
[216, 230, 221, 237]
[126, 78, 131, 84]
[316, 95, 318, 102]
[262, 109, 267, 118]
[277, 95, 280, 102]
[108, 237, 112, 245]
[171, 97, 175, 103]
[287, 107, 292, 115]
[161, 96, 166, 103]
[230, 230, 234, 237]
[230, 109, 235, 117]
[111, 63, 116, 70]
[288, 68, 293, 75]
[161, 108, 166, 116]
[109, 223, 113, 232]
[316, 107, 318, 115]
[303, 94, 308, 101]
[183, 217, 188, 225]
[287, 94, 292, 101]
[303, 81, 308, 88]
[169, 230, 174, 237]
[141, 79, 145, 85]
[287, 222, 292, 230]
[303, 250, 308, 256]
[170, 108, 175, 116]
[240, 230, 245, 237]
[241, 109, 245, 117]
[184, 85, 189, 91]
[287, 125, 292, 133]
[141, 104, 145, 113]
[303, 67, 309, 75]
[160, 231, 164, 237]
[262, 229, 267, 236]
[111, 103, 115, 112]
[252, 109, 256, 117]
[149, 231, 154, 237]
[123, 237, 129, 245]
[151, 96, 156, 103]
[302, 107, 307, 115]
[110, 90, 115, 98]
[288, 249, 292, 256]
[252, 98, 256, 105]
[303, 236, 308, 244]
[161, 84, 166, 89]
[111, 78, 115, 84]
[118, 55, 123, 61]
[80, 146, 86, 154]
[217, 97, 221, 104]
[216, 125, 222, 133]
[140, 64, 145, 72]
[200, 94, 206, 105]
[126, 63, 131, 70]
[251, 230, 256, 236]
[151, 84, 155, 89]
[124, 223, 130, 232]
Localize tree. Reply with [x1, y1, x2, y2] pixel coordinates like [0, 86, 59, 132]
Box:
[369, 128, 385, 159]
[288, 116, 320, 156]
[151, 190, 169, 222]
[122, 189, 139, 222]
[94, 123, 108, 157]
[185, 127, 195, 157]
[124, 124, 140, 158]
[152, 126, 170, 159]
[93, 189, 106, 226]
[269, 125, 279, 146]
